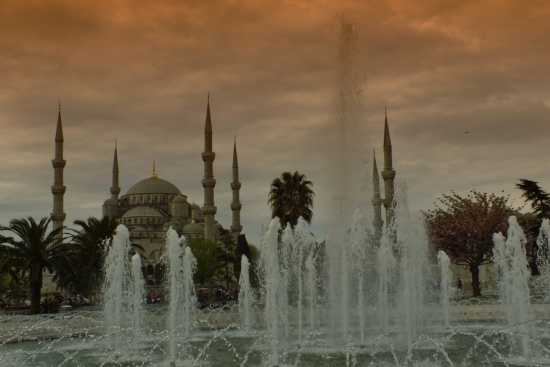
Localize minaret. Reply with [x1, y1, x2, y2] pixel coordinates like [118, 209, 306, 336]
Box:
[111, 140, 121, 201]
[381, 107, 396, 229]
[372, 149, 383, 238]
[51, 102, 66, 240]
[202, 94, 217, 241]
[230, 135, 243, 242]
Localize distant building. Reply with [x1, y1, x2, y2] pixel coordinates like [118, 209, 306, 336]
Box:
[50, 97, 243, 286]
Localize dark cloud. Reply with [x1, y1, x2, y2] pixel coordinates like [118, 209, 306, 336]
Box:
[1, 0, 549, 244]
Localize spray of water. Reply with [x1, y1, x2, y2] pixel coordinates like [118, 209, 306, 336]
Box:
[377, 230, 396, 332]
[238, 255, 253, 327]
[437, 250, 453, 328]
[537, 219, 550, 301]
[493, 216, 533, 356]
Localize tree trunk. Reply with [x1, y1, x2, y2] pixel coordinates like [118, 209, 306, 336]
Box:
[470, 264, 481, 297]
[29, 271, 43, 315]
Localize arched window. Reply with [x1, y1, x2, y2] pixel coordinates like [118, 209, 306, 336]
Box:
[132, 197, 135, 204]
[155, 196, 158, 203]
[146, 218, 150, 224]
[140, 218, 143, 224]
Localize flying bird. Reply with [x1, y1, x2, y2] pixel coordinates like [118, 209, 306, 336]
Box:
[465, 131, 470, 134]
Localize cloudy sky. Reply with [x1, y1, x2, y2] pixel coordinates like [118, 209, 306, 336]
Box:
[1, 0, 549, 245]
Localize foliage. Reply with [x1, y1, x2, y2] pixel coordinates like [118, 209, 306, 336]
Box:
[516, 179, 550, 274]
[425, 190, 515, 297]
[0, 217, 80, 314]
[247, 244, 261, 291]
[268, 171, 315, 229]
[233, 234, 252, 282]
[68, 216, 119, 295]
[217, 228, 238, 289]
[516, 179, 550, 219]
[187, 238, 223, 286]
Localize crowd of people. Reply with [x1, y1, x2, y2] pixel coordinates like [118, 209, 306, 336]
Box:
[0, 298, 31, 309]
[145, 293, 164, 304]
[197, 288, 239, 310]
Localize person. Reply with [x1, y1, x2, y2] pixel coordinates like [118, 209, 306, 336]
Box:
[48, 294, 60, 314]
[41, 296, 51, 314]
[457, 277, 463, 290]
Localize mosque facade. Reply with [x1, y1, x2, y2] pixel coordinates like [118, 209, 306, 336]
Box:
[50, 98, 243, 285]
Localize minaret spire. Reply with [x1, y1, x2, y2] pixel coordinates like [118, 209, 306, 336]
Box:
[230, 135, 242, 241]
[202, 95, 217, 240]
[372, 149, 383, 238]
[110, 140, 121, 201]
[51, 104, 67, 240]
[382, 108, 396, 230]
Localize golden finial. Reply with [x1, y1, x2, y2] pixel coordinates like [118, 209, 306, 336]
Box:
[191, 211, 195, 224]
[207, 93, 209, 103]
[373, 148, 376, 157]
[149, 160, 158, 179]
[384, 106, 387, 118]
[115, 139, 117, 148]
[234, 134, 236, 143]
[59, 101, 61, 112]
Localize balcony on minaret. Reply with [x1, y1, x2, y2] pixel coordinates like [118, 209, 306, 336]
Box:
[202, 151, 216, 162]
[52, 159, 66, 169]
[202, 178, 216, 188]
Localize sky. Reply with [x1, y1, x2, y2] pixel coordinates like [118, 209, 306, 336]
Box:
[1, 0, 549, 245]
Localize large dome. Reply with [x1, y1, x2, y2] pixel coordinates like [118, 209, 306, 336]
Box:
[126, 178, 180, 195]
[122, 206, 164, 218]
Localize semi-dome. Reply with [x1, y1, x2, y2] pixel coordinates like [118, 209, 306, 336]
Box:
[172, 193, 187, 203]
[126, 177, 180, 195]
[192, 209, 204, 221]
[122, 206, 164, 218]
[182, 222, 204, 234]
[103, 197, 117, 206]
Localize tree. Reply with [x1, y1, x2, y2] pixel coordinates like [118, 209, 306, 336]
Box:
[187, 238, 223, 286]
[68, 216, 118, 295]
[516, 180, 550, 275]
[218, 228, 238, 289]
[0, 217, 79, 314]
[425, 190, 515, 297]
[233, 234, 252, 281]
[268, 171, 315, 229]
[516, 179, 550, 219]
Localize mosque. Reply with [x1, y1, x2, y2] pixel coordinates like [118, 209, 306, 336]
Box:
[49, 98, 243, 285]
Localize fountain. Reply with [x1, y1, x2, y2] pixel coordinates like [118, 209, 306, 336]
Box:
[3, 211, 550, 366]
[493, 216, 533, 357]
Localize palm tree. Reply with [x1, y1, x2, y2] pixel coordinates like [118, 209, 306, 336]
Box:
[268, 171, 315, 229]
[69, 216, 119, 295]
[0, 217, 79, 314]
